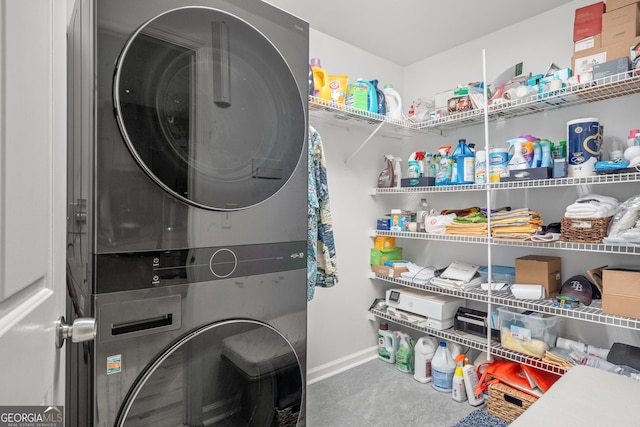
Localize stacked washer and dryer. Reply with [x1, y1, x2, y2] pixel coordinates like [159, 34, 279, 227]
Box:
[66, 1, 309, 426]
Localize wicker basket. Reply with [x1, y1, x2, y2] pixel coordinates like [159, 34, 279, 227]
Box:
[488, 382, 539, 423]
[560, 216, 612, 243]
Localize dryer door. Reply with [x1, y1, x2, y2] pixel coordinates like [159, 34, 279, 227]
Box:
[114, 7, 305, 211]
[116, 320, 303, 427]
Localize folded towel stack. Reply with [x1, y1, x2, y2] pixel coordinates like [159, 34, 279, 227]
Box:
[490, 208, 544, 240]
[564, 194, 619, 218]
[446, 210, 488, 236]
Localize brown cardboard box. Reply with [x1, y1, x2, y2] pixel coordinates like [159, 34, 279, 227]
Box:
[575, 34, 602, 52]
[602, 266, 640, 318]
[571, 36, 640, 79]
[606, 0, 638, 12]
[602, 3, 640, 46]
[371, 264, 409, 278]
[574, 2, 605, 41]
[515, 255, 562, 297]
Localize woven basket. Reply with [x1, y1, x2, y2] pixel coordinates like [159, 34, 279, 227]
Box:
[488, 382, 539, 423]
[560, 216, 612, 243]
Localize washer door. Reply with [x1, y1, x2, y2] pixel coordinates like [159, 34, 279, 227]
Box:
[114, 7, 305, 211]
[117, 320, 303, 426]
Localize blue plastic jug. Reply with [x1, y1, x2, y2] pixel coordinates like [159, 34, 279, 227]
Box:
[451, 139, 475, 185]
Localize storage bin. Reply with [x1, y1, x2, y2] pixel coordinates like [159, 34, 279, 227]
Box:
[560, 216, 612, 243]
[498, 307, 560, 358]
[478, 265, 516, 284]
[488, 382, 538, 423]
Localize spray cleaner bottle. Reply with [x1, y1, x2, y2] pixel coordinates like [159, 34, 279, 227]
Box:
[507, 138, 529, 170]
[377, 155, 396, 188]
[452, 354, 468, 402]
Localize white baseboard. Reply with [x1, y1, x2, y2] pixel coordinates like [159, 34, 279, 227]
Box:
[306, 345, 378, 385]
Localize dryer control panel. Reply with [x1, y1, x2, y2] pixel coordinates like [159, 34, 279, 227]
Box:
[94, 241, 306, 293]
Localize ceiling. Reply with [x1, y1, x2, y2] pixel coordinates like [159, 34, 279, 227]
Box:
[265, 0, 573, 66]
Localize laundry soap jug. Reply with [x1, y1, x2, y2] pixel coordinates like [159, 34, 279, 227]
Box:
[310, 58, 331, 101]
[451, 354, 468, 402]
[377, 322, 396, 364]
[383, 84, 403, 120]
[413, 336, 437, 383]
[451, 139, 475, 185]
[346, 78, 377, 113]
[370, 79, 386, 115]
[395, 332, 414, 373]
[431, 342, 455, 392]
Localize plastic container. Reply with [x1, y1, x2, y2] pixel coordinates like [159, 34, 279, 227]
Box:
[435, 146, 452, 186]
[507, 138, 529, 170]
[395, 332, 414, 373]
[431, 342, 455, 392]
[451, 139, 475, 185]
[488, 147, 508, 181]
[414, 198, 430, 233]
[345, 78, 377, 113]
[478, 265, 516, 284]
[498, 307, 560, 358]
[370, 79, 386, 115]
[462, 358, 485, 406]
[474, 150, 487, 184]
[310, 58, 331, 101]
[377, 322, 397, 364]
[452, 354, 467, 402]
[383, 84, 403, 120]
[414, 336, 438, 383]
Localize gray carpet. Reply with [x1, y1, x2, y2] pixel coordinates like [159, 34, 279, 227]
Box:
[306, 358, 499, 427]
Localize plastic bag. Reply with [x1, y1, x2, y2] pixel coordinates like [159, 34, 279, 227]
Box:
[607, 194, 640, 240]
[424, 213, 455, 234]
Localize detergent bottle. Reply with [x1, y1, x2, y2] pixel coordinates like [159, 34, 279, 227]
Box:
[377, 322, 397, 364]
[431, 342, 455, 392]
[451, 139, 475, 185]
[462, 357, 485, 406]
[413, 336, 438, 383]
[310, 58, 331, 101]
[345, 78, 377, 113]
[518, 134, 537, 166]
[532, 140, 542, 167]
[451, 354, 468, 402]
[507, 138, 529, 170]
[539, 139, 553, 168]
[370, 79, 386, 115]
[395, 332, 414, 374]
[383, 84, 403, 121]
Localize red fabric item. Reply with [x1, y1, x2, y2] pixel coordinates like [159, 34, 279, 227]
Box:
[521, 364, 561, 392]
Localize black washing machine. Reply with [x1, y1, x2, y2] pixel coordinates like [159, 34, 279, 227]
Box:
[66, 1, 309, 425]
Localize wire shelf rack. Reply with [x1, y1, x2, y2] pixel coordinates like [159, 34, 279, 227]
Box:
[373, 274, 640, 331]
[369, 307, 569, 375]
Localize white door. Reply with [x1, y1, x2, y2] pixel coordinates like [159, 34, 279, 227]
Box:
[0, 0, 67, 409]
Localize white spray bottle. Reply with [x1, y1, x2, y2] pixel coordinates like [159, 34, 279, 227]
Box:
[507, 138, 529, 170]
[452, 354, 468, 402]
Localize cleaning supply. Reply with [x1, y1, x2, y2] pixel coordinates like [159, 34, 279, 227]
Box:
[507, 138, 529, 170]
[451, 139, 475, 185]
[462, 357, 485, 406]
[435, 146, 452, 186]
[383, 84, 403, 120]
[407, 160, 420, 178]
[310, 58, 331, 101]
[539, 139, 553, 168]
[425, 153, 436, 179]
[345, 78, 377, 113]
[377, 322, 397, 364]
[377, 155, 395, 188]
[431, 341, 455, 392]
[414, 336, 437, 383]
[518, 135, 537, 166]
[475, 150, 487, 184]
[395, 332, 414, 373]
[627, 129, 640, 148]
[452, 354, 468, 402]
[370, 79, 386, 115]
[328, 74, 349, 107]
[531, 140, 542, 167]
[409, 151, 426, 177]
[414, 198, 430, 232]
[392, 156, 402, 188]
[489, 147, 509, 181]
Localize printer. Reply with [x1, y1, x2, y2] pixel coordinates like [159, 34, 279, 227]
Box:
[385, 288, 466, 330]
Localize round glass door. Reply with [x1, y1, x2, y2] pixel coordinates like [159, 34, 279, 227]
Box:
[114, 7, 305, 211]
[117, 320, 303, 427]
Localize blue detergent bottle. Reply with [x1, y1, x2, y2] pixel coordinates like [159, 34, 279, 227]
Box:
[451, 139, 475, 185]
[370, 79, 386, 115]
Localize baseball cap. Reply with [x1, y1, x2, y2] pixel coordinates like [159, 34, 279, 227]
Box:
[559, 275, 595, 306]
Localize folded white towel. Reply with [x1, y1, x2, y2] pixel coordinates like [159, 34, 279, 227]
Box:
[564, 194, 619, 218]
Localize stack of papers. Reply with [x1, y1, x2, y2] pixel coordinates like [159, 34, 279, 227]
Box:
[431, 261, 482, 290]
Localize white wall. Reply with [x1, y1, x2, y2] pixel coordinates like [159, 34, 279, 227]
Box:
[307, 0, 640, 380]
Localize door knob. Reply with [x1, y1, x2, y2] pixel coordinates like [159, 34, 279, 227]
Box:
[56, 316, 96, 348]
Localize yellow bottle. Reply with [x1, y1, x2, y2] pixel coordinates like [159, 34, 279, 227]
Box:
[310, 58, 331, 102]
